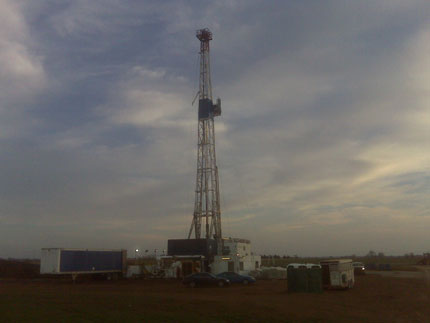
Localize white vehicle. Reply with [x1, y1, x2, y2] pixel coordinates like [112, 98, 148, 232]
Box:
[352, 262, 366, 275]
[320, 259, 354, 289]
[287, 263, 321, 269]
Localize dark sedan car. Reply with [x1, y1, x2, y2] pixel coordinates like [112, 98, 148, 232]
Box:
[183, 272, 230, 288]
[216, 272, 256, 285]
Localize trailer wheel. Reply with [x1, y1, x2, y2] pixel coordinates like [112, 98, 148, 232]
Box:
[190, 281, 196, 288]
[242, 280, 249, 285]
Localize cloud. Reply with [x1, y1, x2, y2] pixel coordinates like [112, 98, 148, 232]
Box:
[102, 66, 192, 129]
[0, 0, 47, 139]
[0, 0, 46, 93]
[0, 1, 429, 257]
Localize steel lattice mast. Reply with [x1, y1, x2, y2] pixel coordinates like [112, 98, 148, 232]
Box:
[188, 28, 222, 247]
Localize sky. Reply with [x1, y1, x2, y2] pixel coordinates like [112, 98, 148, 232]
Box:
[0, 0, 429, 258]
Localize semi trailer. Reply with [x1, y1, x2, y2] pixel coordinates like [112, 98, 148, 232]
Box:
[40, 248, 127, 281]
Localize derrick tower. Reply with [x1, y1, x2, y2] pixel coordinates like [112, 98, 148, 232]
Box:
[188, 28, 222, 248]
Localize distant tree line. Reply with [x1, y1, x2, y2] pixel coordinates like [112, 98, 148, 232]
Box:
[260, 252, 428, 259]
[261, 255, 298, 259]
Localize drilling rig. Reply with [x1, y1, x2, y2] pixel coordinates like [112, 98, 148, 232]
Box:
[167, 28, 222, 264]
[188, 28, 222, 251]
[166, 29, 260, 276]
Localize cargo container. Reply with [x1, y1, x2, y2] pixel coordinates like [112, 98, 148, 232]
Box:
[167, 239, 217, 257]
[320, 259, 354, 289]
[40, 248, 127, 280]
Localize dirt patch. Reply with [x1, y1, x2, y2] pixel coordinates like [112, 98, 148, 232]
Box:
[415, 266, 430, 286]
[1, 274, 429, 322]
[366, 270, 424, 279]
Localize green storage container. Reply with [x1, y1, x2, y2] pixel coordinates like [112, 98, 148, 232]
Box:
[287, 267, 322, 293]
[287, 267, 297, 292]
[307, 268, 323, 293]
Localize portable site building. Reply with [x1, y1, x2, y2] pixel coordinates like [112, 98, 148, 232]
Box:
[210, 238, 261, 275]
[320, 259, 354, 289]
[211, 254, 261, 275]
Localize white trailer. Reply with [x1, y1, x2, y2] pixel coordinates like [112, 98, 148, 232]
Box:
[40, 248, 127, 280]
[320, 259, 354, 289]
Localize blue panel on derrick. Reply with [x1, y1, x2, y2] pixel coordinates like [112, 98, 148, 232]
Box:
[59, 250, 123, 272]
[198, 98, 213, 119]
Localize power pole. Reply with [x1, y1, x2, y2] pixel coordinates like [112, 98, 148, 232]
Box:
[188, 28, 222, 251]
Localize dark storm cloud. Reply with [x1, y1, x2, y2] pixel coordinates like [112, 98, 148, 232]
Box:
[0, 0, 429, 257]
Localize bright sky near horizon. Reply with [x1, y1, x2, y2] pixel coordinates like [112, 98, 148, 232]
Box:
[0, 0, 429, 258]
